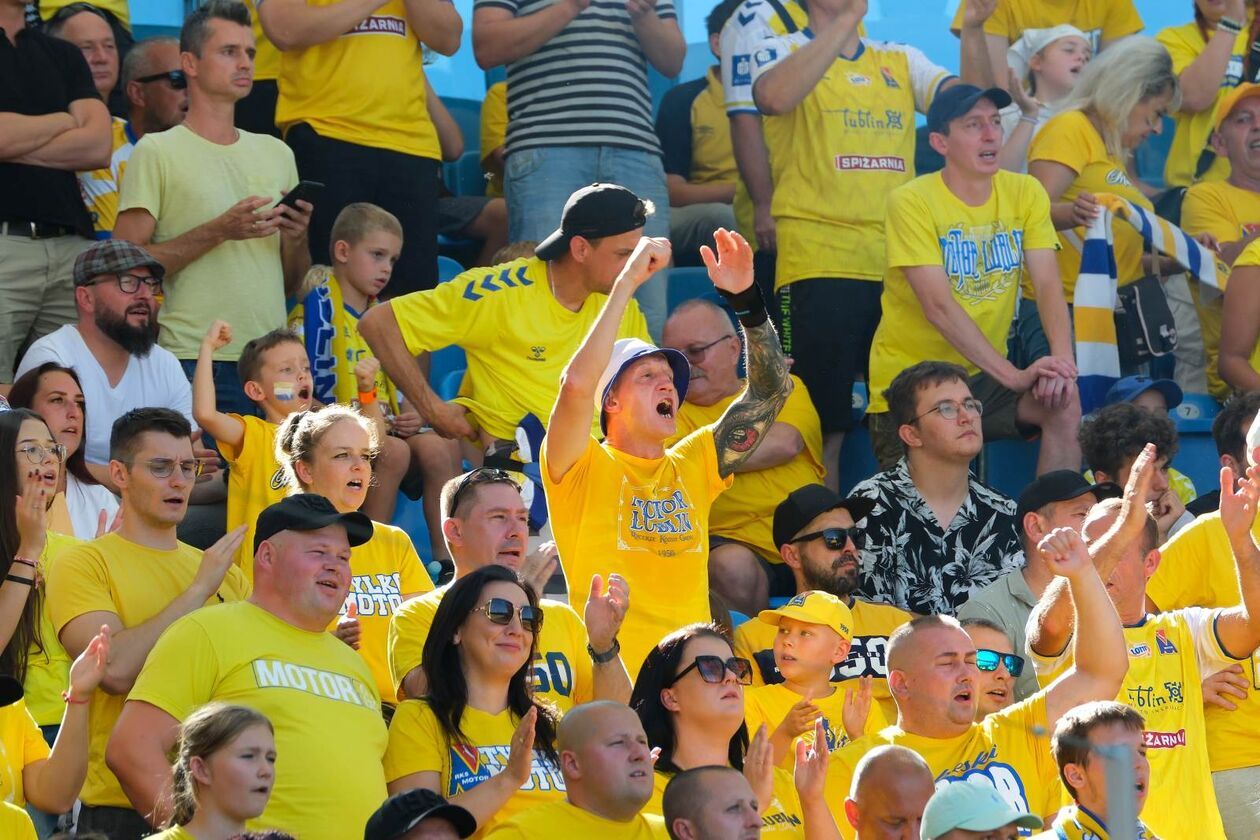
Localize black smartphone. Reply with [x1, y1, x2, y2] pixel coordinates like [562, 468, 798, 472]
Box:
[275, 180, 325, 208]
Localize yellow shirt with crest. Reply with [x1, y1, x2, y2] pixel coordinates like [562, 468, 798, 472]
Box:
[744, 681, 887, 767]
[542, 429, 732, 678]
[77, 117, 134, 238]
[0, 698, 51, 807]
[867, 169, 1058, 415]
[220, 414, 289, 580]
[385, 699, 566, 839]
[486, 800, 668, 839]
[1224, 238, 1260, 383]
[645, 767, 805, 837]
[948, 0, 1142, 50]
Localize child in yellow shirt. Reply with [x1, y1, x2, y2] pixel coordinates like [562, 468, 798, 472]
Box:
[744, 590, 875, 767]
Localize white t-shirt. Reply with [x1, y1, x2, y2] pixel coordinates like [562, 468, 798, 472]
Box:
[16, 325, 194, 465]
[65, 474, 119, 540]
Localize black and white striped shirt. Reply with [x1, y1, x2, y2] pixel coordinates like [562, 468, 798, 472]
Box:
[475, 0, 675, 155]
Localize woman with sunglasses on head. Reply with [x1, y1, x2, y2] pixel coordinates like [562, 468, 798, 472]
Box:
[274, 407, 432, 711]
[384, 565, 563, 837]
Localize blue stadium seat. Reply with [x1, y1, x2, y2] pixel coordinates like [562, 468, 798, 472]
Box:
[443, 150, 487, 197]
[432, 258, 469, 390]
[438, 255, 466, 283]
[391, 493, 436, 575]
[1133, 116, 1176, 191]
[1171, 392, 1221, 434]
[440, 97, 483, 153]
[980, 439, 1040, 500]
[1171, 393, 1223, 492]
[666, 266, 721, 313]
[838, 383, 879, 494]
[768, 596, 790, 608]
[730, 610, 751, 628]
[438, 368, 465, 401]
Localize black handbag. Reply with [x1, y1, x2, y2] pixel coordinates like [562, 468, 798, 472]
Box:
[1114, 268, 1178, 368]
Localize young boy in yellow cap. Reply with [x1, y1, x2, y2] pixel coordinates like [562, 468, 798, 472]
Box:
[745, 589, 878, 766]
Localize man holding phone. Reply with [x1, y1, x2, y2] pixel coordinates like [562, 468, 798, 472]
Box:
[113, 0, 311, 417]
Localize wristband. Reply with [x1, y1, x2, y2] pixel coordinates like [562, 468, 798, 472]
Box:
[1219, 16, 1244, 35]
[61, 690, 89, 705]
[12, 557, 39, 572]
[4, 574, 32, 587]
[357, 390, 377, 406]
[1019, 115, 1039, 126]
[587, 637, 621, 664]
[716, 284, 769, 328]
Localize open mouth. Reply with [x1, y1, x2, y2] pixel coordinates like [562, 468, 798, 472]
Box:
[346, 479, 365, 492]
[986, 688, 1008, 703]
[655, 399, 675, 418]
[954, 688, 973, 704]
[163, 494, 185, 507]
[316, 579, 340, 591]
[629, 769, 647, 778]
[297, 386, 312, 402]
[978, 150, 998, 163]
[496, 546, 523, 563]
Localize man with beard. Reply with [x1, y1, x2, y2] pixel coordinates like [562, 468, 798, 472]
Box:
[732, 484, 912, 729]
[17, 240, 199, 488]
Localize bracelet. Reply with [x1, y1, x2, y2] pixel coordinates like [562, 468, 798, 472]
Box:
[12, 557, 38, 570]
[1019, 115, 1039, 126]
[716, 284, 769, 328]
[1218, 16, 1243, 35]
[61, 690, 89, 705]
[4, 574, 32, 587]
[587, 637, 621, 664]
[357, 390, 377, 406]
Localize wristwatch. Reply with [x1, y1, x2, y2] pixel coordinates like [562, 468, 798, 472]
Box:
[588, 637, 621, 664]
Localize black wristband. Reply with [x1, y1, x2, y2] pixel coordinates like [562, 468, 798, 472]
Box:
[717, 284, 768, 328]
[587, 637, 621, 664]
[4, 574, 32, 587]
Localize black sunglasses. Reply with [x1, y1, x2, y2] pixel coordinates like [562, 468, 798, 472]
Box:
[668, 655, 753, 687]
[474, 597, 543, 633]
[976, 648, 1024, 678]
[791, 526, 864, 551]
[449, 468, 520, 515]
[135, 69, 187, 90]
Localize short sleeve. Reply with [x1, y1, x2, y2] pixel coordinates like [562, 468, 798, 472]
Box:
[671, 426, 732, 503]
[53, 37, 99, 105]
[1236, 239, 1260, 268]
[13, 336, 70, 381]
[1027, 113, 1092, 175]
[47, 545, 116, 634]
[117, 135, 164, 218]
[1102, 0, 1144, 42]
[389, 278, 489, 355]
[899, 44, 954, 114]
[1182, 185, 1246, 243]
[221, 565, 252, 600]
[721, 16, 770, 113]
[389, 592, 441, 695]
[394, 532, 434, 597]
[541, 435, 599, 493]
[216, 413, 257, 466]
[884, 185, 943, 269]
[1180, 606, 1250, 669]
[654, 0, 676, 21]
[749, 36, 794, 91]
[1156, 25, 1200, 76]
[1020, 176, 1058, 251]
[384, 700, 446, 782]
[656, 81, 701, 178]
[126, 615, 220, 720]
[1149, 517, 1221, 610]
[480, 82, 508, 161]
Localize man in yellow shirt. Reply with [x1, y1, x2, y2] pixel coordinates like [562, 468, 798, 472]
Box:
[542, 229, 792, 676]
[108, 494, 386, 840]
[866, 85, 1080, 475]
[46, 408, 251, 838]
[662, 298, 824, 613]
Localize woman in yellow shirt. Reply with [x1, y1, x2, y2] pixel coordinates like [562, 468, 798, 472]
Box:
[1219, 239, 1260, 390]
[149, 703, 277, 840]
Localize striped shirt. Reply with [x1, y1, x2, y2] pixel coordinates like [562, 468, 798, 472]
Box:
[474, 0, 675, 155]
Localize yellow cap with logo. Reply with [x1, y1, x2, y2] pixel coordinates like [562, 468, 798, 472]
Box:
[756, 590, 854, 641]
[1216, 82, 1260, 132]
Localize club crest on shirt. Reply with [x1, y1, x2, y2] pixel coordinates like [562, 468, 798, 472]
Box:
[270, 468, 288, 491]
[880, 67, 900, 88]
[446, 742, 566, 797]
[617, 481, 701, 555]
[939, 224, 1026, 297]
[1154, 629, 1177, 655]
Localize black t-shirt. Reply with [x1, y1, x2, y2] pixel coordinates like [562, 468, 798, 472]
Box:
[0, 25, 98, 233]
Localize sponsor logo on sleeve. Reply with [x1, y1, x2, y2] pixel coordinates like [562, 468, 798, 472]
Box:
[754, 47, 777, 67]
[732, 53, 752, 87]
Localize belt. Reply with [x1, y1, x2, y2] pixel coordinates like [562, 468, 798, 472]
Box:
[0, 218, 78, 239]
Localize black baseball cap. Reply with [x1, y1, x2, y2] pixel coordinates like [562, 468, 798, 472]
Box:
[535, 183, 652, 261]
[364, 789, 476, 840]
[1015, 470, 1121, 520]
[926, 84, 1013, 135]
[253, 494, 374, 554]
[773, 484, 877, 550]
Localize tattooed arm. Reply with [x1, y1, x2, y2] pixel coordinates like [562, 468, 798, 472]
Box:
[702, 230, 793, 479]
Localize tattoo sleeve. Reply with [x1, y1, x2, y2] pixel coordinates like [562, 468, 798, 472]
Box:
[713, 319, 793, 478]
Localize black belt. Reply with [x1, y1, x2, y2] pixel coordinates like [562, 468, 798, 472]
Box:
[0, 218, 78, 239]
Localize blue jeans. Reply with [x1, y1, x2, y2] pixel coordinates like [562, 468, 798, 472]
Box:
[506, 145, 671, 337]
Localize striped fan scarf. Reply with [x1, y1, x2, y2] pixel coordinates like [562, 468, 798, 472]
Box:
[1073, 193, 1229, 412]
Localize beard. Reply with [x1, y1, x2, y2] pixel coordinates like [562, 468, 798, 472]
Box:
[801, 554, 860, 599]
[96, 304, 157, 357]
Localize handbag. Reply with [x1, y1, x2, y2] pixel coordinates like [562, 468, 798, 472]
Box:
[1114, 245, 1178, 367]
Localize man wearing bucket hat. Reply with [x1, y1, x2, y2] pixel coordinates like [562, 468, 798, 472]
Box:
[543, 227, 792, 676]
[920, 783, 1042, 840]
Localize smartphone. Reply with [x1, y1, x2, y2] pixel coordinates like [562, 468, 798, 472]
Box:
[275, 180, 325, 209]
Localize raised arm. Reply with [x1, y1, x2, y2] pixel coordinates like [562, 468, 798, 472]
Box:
[584, 573, 632, 704]
[1175, 0, 1247, 112]
[752, 3, 863, 116]
[703, 230, 792, 478]
[472, 0, 587, 69]
[957, 0, 997, 88]
[0, 473, 50, 655]
[8, 98, 111, 170]
[257, 0, 388, 51]
[105, 700, 182, 826]
[192, 321, 247, 450]
[1213, 463, 1260, 657]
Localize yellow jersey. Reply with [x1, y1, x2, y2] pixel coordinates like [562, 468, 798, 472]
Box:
[0, 698, 51, 807]
[0, 802, 36, 840]
[1225, 238, 1260, 381]
[480, 81, 507, 198]
[1181, 180, 1260, 400]
[827, 693, 1061, 838]
[1028, 110, 1153, 296]
[484, 800, 668, 839]
[1031, 804, 1161, 840]
[391, 256, 650, 441]
[77, 117, 134, 238]
[47, 533, 250, 808]
[1030, 609, 1234, 839]
[146, 827, 195, 840]
[129, 600, 387, 840]
[750, 34, 952, 287]
[668, 375, 823, 561]
[947, 0, 1143, 51]
[744, 681, 887, 767]
[385, 699, 566, 839]
[26, 531, 79, 726]
[867, 169, 1058, 415]
[644, 767, 804, 837]
[243, 0, 281, 82]
[274, 0, 439, 159]
[220, 414, 289, 579]
[541, 429, 732, 678]
[733, 598, 910, 726]
[388, 585, 594, 711]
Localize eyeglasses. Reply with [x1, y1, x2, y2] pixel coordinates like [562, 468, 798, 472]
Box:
[87, 273, 163, 295]
[912, 398, 984, 424]
[128, 457, 203, 480]
[135, 69, 187, 90]
[976, 648, 1024, 678]
[474, 597, 543, 633]
[678, 335, 734, 364]
[790, 526, 864, 551]
[668, 655, 753, 687]
[16, 443, 67, 464]
[449, 468, 520, 515]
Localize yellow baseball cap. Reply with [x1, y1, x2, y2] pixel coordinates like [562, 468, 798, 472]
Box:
[757, 590, 853, 640]
[1216, 82, 1260, 132]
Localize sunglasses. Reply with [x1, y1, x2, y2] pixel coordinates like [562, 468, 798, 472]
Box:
[791, 526, 864, 551]
[135, 69, 187, 90]
[474, 597, 543, 633]
[449, 467, 520, 515]
[976, 648, 1024, 677]
[668, 655, 753, 687]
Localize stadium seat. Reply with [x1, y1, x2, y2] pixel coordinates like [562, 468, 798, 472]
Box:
[438, 368, 465, 401]
[838, 383, 880, 495]
[980, 439, 1040, 499]
[1133, 116, 1176, 191]
[440, 97, 482, 153]
[666, 266, 721, 313]
[1171, 393, 1223, 493]
[391, 492, 436, 575]
[729, 610, 750, 628]
[443, 150, 487, 197]
[438, 255, 466, 283]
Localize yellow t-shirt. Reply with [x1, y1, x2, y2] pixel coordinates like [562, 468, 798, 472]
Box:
[644, 767, 804, 837]
[744, 682, 887, 767]
[1028, 110, 1153, 296]
[948, 0, 1143, 50]
[243, 0, 281, 82]
[46, 533, 250, 808]
[384, 699, 566, 839]
[867, 169, 1059, 414]
[391, 257, 649, 441]
[26, 531, 79, 726]
[480, 82, 507, 199]
[752, 36, 952, 286]
[1150, 511, 1260, 774]
[40, 0, 130, 27]
[1030, 609, 1233, 840]
[1181, 180, 1260, 400]
[388, 586, 594, 711]
[1224, 237, 1260, 382]
[689, 68, 739, 187]
[733, 598, 910, 726]
[274, 0, 439, 159]
[146, 826, 195, 840]
[0, 802, 36, 840]
[220, 415, 288, 579]
[0, 699, 51, 807]
[333, 522, 433, 703]
[1158, 21, 1250, 188]
[542, 429, 732, 677]
[77, 117, 134, 238]
[668, 375, 823, 561]
[129, 600, 388, 840]
[118, 124, 297, 361]
[485, 799, 668, 839]
[826, 694, 1061, 839]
